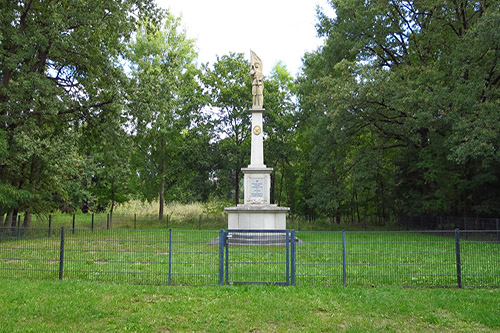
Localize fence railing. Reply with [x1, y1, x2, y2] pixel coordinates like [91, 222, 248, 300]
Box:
[0, 227, 499, 287]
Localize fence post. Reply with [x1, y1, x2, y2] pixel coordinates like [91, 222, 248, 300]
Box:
[134, 213, 136, 230]
[59, 227, 65, 280]
[106, 214, 109, 230]
[168, 229, 172, 285]
[218, 229, 225, 285]
[48, 215, 52, 238]
[72, 214, 75, 234]
[291, 230, 296, 286]
[16, 215, 21, 240]
[286, 230, 290, 285]
[91, 213, 94, 231]
[342, 231, 347, 286]
[455, 228, 462, 288]
[225, 231, 229, 284]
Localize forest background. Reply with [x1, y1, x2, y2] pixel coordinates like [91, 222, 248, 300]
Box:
[1, 0, 499, 229]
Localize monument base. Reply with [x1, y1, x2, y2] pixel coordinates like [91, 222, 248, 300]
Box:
[225, 204, 289, 230]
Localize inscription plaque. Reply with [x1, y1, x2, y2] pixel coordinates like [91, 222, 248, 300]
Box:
[250, 178, 265, 198]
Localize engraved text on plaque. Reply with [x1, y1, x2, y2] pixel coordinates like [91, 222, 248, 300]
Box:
[250, 178, 264, 198]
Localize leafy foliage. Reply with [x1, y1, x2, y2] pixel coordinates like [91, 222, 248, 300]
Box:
[202, 53, 252, 204]
[126, 13, 206, 219]
[296, 0, 500, 224]
[0, 0, 157, 217]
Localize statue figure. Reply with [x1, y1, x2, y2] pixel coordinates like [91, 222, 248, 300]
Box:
[250, 50, 263, 109]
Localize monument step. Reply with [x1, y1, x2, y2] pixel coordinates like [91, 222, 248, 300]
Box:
[210, 232, 302, 246]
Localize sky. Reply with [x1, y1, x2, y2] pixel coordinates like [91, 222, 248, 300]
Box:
[155, 0, 335, 76]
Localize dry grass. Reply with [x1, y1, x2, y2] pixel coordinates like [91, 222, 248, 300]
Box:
[114, 200, 206, 220]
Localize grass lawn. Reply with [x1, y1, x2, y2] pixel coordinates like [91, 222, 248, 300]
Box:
[0, 279, 498, 332]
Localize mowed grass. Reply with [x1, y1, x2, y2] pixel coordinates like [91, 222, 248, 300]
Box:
[0, 279, 499, 332]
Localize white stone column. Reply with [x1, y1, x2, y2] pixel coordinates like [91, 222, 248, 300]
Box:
[249, 108, 265, 167]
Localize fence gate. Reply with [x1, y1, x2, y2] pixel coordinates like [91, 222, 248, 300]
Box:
[224, 229, 291, 285]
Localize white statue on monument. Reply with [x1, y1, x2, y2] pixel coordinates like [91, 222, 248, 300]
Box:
[250, 50, 264, 109]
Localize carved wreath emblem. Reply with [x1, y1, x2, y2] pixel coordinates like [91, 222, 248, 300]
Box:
[253, 125, 261, 135]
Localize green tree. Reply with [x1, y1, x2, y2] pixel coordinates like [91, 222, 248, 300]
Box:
[127, 13, 202, 220]
[262, 62, 298, 207]
[0, 0, 156, 225]
[87, 119, 133, 226]
[202, 53, 252, 205]
[298, 0, 500, 225]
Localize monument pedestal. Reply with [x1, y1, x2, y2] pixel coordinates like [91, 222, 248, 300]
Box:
[226, 204, 289, 230]
[225, 165, 289, 229]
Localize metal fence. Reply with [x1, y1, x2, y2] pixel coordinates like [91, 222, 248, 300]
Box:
[2, 212, 227, 231]
[1, 227, 499, 287]
[405, 216, 500, 231]
[225, 230, 291, 285]
[295, 230, 499, 287]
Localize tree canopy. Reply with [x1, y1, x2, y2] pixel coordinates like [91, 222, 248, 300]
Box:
[296, 0, 500, 224]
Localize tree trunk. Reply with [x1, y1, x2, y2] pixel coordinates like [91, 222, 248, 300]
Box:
[0, 211, 4, 228]
[23, 212, 32, 228]
[159, 141, 166, 220]
[278, 161, 285, 206]
[110, 191, 115, 228]
[235, 169, 240, 205]
[11, 210, 18, 232]
[159, 179, 165, 220]
[270, 169, 275, 204]
[4, 211, 12, 227]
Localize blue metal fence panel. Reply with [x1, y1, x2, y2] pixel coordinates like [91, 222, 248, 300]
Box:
[225, 229, 290, 285]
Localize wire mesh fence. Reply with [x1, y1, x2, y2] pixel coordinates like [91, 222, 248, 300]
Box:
[405, 216, 500, 232]
[169, 230, 222, 286]
[0, 227, 61, 281]
[1, 227, 498, 287]
[0, 227, 222, 286]
[18, 212, 228, 231]
[225, 230, 290, 285]
[295, 230, 500, 287]
[460, 230, 500, 287]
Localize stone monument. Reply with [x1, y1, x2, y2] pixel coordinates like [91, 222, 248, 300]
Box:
[225, 51, 289, 230]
